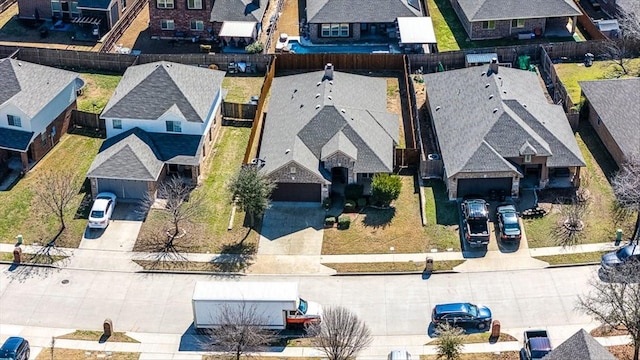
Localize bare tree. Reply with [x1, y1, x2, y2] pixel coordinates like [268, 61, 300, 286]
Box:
[577, 262, 640, 360]
[207, 303, 278, 360]
[435, 323, 464, 360]
[227, 165, 276, 228]
[602, 2, 640, 75]
[307, 306, 373, 360]
[554, 197, 589, 247]
[33, 169, 81, 236]
[611, 153, 640, 242]
[142, 176, 203, 259]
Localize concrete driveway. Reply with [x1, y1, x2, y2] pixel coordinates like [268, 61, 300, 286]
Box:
[79, 202, 144, 251]
[257, 202, 325, 256]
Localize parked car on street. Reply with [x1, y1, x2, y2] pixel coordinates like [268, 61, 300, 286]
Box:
[88, 192, 117, 229]
[601, 244, 640, 271]
[496, 204, 521, 241]
[431, 302, 492, 330]
[0, 336, 30, 360]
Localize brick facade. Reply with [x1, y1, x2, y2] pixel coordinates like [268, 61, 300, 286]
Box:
[469, 18, 546, 40]
[149, 0, 210, 39]
[269, 161, 327, 184]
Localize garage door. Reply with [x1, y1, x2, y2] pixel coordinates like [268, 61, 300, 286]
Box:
[457, 177, 512, 198]
[271, 183, 321, 202]
[97, 178, 150, 200]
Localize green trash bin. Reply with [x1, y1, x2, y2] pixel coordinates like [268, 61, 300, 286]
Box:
[616, 229, 623, 242]
[518, 55, 531, 70]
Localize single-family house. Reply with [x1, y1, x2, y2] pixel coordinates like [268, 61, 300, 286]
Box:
[579, 78, 640, 167]
[0, 58, 78, 174]
[305, 0, 426, 45]
[449, 0, 582, 40]
[18, 0, 124, 35]
[87, 61, 225, 201]
[542, 329, 616, 360]
[258, 64, 399, 202]
[423, 60, 585, 200]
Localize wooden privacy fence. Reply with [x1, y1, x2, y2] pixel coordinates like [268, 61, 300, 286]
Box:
[0, 0, 16, 13]
[395, 148, 420, 168]
[275, 53, 405, 71]
[71, 109, 105, 130]
[100, 0, 148, 53]
[243, 56, 277, 164]
[222, 102, 257, 119]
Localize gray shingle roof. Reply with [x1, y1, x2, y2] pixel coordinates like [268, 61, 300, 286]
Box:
[101, 61, 225, 123]
[579, 78, 640, 161]
[210, 0, 266, 23]
[457, 0, 581, 22]
[259, 70, 399, 180]
[307, 0, 421, 24]
[542, 329, 616, 360]
[88, 127, 203, 181]
[0, 127, 34, 152]
[77, 0, 112, 9]
[423, 66, 585, 179]
[0, 58, 78, 118]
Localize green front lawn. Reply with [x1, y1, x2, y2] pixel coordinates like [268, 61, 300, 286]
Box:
[322, 175, 460, 255]
[553, 59, 640, 105]
[0, 134, 103, 247]
[77, 73, 122, 114]
[323, 260, 464, 273]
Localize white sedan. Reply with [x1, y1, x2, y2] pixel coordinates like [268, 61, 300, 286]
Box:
[88, 192, 117, 229]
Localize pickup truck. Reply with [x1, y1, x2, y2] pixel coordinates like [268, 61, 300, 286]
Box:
[461, 199, 490, 247]
[523, 330, 552, 360]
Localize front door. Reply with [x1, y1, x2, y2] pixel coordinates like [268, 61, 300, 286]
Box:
[61, 1, 70, 21]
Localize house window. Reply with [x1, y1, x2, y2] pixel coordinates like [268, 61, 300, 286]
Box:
[113, 119, 122, 129]
[290, 167, 296, 174]
[166, 120, 182, 132]
[51, 0, 61, 16]
[511, 19, 525, 28]
[320, 23, 349, 37]
[187, 0, 202, 9]
[597, 116, 601, 125]
[482, 21, 495, 30]
[524, 154, 532, 163]
[190, 20, 204, 31]
[161, 19, 175, 30]
[51, 126, 56, 137]
[7, 115, 21, 127]
[157, 0, 173, 8]
[41, 132, 48, 145]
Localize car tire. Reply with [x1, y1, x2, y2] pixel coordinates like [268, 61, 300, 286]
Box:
[477, 322, 487, 330]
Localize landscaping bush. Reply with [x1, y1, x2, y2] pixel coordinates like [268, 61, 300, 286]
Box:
[324, 216, 336, 227]
[357, 198, 367, 208]
[344, 200, 357, 213]
[344, 183, 364, 200]
[245, 42, 264, 54]
[371, 174, 402, 207]
[338, 215, 351, 230]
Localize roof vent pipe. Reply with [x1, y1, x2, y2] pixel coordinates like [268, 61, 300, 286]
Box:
[489, 57, 499, 75]
[324, 63, 334, 80]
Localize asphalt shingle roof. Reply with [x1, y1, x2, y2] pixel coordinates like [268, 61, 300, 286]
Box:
[101, 61, 225, 123]
[306, 0, 421, 24]
[542, 329, 616, 360]
[210, 0, 266, 23]
[457, 0, 581, 22]
[77, 0, 112, 9]
[0, 58, 78, 118]
[423, 66, 585, 179]
[0, 127, 34, 152]
[259, 69, 399, 180]
[579, 77, 640, 161]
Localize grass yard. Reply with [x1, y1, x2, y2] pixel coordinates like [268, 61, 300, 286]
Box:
[0, 133, 103, 247]
[36, 348, 139, 360]
[56, 330, 139, 343]
[426, 332, 517, 345]
[77, 73, 122, 114]
[523, 122, 636, 248]
[222, 75, 264, 103]
[421, 353, 519, 360]
[534, 251, 607, 265]
[323, 260, 464, 273]
[322, 175, 460, 255]
[136, 126, 256, 255]
[554, 59, 640, 104]
[422, 180, 460, 250]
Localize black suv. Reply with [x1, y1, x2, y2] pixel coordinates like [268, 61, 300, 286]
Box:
[431, 302, 492, 330]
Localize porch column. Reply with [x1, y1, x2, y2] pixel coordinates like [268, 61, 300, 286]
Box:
[571, 16, 577, 34]
[574, 166, 581, 187]
[20, 152, 29, 172]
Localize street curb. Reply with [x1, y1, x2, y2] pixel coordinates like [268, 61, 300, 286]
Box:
[332, 270, 458, 276]
[0, 260, 58, 269]
[546, 261, 600, 269]
[137, 269, 247, 276]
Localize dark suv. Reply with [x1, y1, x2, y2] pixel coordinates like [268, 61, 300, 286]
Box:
[0, 337, 30, 360]
[431, 302, 492, 330]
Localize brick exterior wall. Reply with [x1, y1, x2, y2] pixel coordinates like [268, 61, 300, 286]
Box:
[469, 18, 546, 40]
[149, 0, 210, 39]
[322, 151, 355, 182]
[585, 100, 626, 166]
[24, 100, 75, 171]
[308, 23, 360, 44]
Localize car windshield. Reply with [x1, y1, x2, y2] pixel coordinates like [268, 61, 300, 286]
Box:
[91, 210, 105, 218]
[617, 247, 636, 260]
[531, 350, 550, 358]
[504, 222, 520, 229]
[466, 304, 478, 317]
[297, 298, 308, 314]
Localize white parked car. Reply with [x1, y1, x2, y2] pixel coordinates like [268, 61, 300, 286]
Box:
[88, 192, 117, 229]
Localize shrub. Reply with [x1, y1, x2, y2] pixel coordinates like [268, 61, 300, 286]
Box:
[337, 215, 351, 230]
[344, 183, 364, 200]
[324, 216, 336, 227]
[371, 174, 402, 207]
[357, 198, 367, 208]
[245, 42, 264, 54]
[344, 200, 357, 213]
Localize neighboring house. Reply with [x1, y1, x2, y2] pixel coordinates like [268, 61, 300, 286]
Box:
[449, 0, 581, 40]
[258, 64, 399, 202]
[305, 0, 423, 44]
[542, 329, 616, 360]
[423, 61, 586, 200]
[600, 0, 635, 18]
[18, 0, 124, 33]
[0, 58, 78, 174]
[579, 78, 640, 167]
[87, 61, 225, 201]
[148, 0, 265, 43]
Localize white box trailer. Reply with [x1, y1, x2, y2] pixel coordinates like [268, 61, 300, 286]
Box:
[192, 281, 322, 330]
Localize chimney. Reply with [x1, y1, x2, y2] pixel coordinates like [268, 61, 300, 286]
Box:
[488, 58, 499, 75]
[323, 63, 334, 80]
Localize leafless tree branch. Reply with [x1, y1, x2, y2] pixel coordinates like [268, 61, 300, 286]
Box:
[33, 169, 81, 239]
[307, 306, 373, 360]
[612, 153, 640, 242]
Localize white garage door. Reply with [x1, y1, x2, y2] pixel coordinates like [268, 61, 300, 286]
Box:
[97, 178, 150, 200]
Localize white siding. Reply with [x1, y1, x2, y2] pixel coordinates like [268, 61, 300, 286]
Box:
[30, 82, 76, 135]
[0, 103, 30, 131]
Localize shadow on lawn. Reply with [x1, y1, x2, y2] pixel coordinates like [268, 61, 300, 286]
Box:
[576, 120, 619, 181]
[362, 207, 396, 229]
[424, 179, 458, 226]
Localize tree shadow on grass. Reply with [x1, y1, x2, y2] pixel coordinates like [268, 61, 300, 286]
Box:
[73, 178, 93, 220]
[361, 207, 396, 229]
[576, 121, 619, 181]
[211, 233, 256, 273]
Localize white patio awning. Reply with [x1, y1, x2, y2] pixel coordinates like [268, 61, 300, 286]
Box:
[397, 17, 436, 44]
[219, 21, 256, 38]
